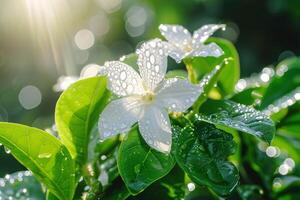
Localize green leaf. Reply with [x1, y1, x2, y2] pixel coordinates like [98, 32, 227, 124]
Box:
[184, 37, 240, 96]
[274, 176, 300, 197]
[260, 58, 300, 109]
[0, 171, 44, 200]
[236, 185, 264, 200]
[230, 87, 265, 106]
[46, 191, 60, 200]
[165, 70, 188, 79]
[197, 99, 275, 144]
[118, 127, 175, 195]
[0, 123, 75, 200]
[277, 108, 300, 141]
[172, 121, 239, 196]
[128, 165, 185, 200]
[194, 58, 233, 110]
[55, 77, 110, 165]
[95, 136, 119, 156]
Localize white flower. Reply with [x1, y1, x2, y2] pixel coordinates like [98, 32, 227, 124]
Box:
[98, 39, 202, 153]
[159, 24, 226, 63]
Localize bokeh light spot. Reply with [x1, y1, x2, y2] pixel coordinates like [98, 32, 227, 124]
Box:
[74, 29, 95, 50]
[18, 85, 42, 110]
[266, 146, 277, 157]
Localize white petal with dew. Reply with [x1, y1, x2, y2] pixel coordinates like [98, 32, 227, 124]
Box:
[159, 24, 192, 48]
[192, 24, 226, 46]
[99, 96, 145, 139]
[105, 61, 145, 96]
[136, 39, 169, 91]
[165, 43, 186, 63]
[138, 105, 172, 153]
[156, 78, 202, 112]
[190, 43, 224, 57]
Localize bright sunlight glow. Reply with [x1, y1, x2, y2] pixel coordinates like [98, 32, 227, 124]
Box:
[24, 0, 76, 75]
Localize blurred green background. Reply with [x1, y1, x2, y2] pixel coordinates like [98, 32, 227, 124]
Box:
[0, 0, 300, 177]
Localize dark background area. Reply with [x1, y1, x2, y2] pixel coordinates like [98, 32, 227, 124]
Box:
[0, 0, 299, 176]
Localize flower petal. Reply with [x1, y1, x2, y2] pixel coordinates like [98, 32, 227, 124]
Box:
[156, 78, 202, 112]
[136, 39, 169, 91]
[166, 44, 186, 63]
[190, 43, 224, 57]
[99, 96, 144, 139]
[159, 24, 192, 47]
[192, 24, 226, 46]
[138, 105, 172, 153]
[105, 61, 145, 97]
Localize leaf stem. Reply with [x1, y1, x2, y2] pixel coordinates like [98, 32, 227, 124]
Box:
[184, 58, 198, 84]
[82, 163, 102, 199]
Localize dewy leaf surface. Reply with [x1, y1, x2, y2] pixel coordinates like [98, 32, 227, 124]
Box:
[55, 77, 110, 165]
[194, 58, 232, 109]
[0, 123, 75, 200]
[172, 121, 239, 196]
[118, 127, 175, 195]
[260, 58, 300, 110]
[197, 99, 275, 143]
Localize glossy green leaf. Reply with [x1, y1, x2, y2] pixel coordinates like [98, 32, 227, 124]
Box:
[0, 123, 75, 200]
[128, 165, 185, 200]
[236, 185, 264, 200]
[274, 176, 300, 197]
[184, 37, 240, 96]
[260, 58, 300, 109]
[194, 58, 233, 109]
[118, 127, 175, 195]
[231, 87, 266, 106]
[197, 99, 275, 144]
[95, 136, 119, 156]
[277, 109, 300, 141]
[55, 77, 110, 165]
[165, 69, 188, 79]
[0, 171, 44, 200]
[46, 191, 60, 200]
[172, 121, 239, 196]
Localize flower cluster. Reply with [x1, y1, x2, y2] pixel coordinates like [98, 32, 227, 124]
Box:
[98, 24, 225, 153]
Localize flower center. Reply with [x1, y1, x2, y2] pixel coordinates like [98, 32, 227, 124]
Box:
[183, 43, 193, 52]
[142, 91, 155, 103]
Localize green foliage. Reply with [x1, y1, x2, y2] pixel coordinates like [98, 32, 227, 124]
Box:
[1, 30, 300, 200]
[55, 77, 110, 165]
[197, 99, 275, 144]
[193, 58, 232, 110]
[118, 127, 175, 195]
[260, 58, 300, 109]
[184, 37, 240, 96]
[172, 121, 239, 196]
[0, 123, 75, 200]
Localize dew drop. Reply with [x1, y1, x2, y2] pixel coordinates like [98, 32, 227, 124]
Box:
[120, 71, 127, 80]
[38, 153, 52, 159]
[4, 147, 11, 154]
[154, 65, 159, 73]
[149, 55, 155, 64]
